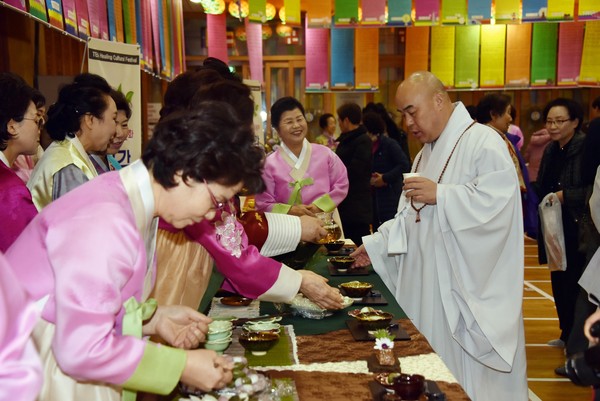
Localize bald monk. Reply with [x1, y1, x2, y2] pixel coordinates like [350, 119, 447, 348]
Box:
[351, 71, 528, 400]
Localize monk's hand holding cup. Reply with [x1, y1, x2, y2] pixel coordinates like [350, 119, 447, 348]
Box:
[404, 176, 437, 205]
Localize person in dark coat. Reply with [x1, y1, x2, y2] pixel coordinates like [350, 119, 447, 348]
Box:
[336, 103, 372, 245]
[363, 102, 410, 160]
[362, 112, 410, 230]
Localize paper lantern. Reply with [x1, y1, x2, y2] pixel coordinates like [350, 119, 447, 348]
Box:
[279, 6, 285, 23]
[235, 26, 247, 41]
[265, 2, 276, 21]
[201, 0, 225, 14]
[262, 25, 273, 40]
[276, 23, 292, 37]
[228, 0, 249, 18]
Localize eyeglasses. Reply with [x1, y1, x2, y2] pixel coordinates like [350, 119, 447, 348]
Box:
[22, 115, 45, 129]
[203, 179, 225, 211]
[545, 119, 571, 127]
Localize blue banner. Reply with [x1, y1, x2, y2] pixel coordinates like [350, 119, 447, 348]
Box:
[330, 28, 354, 88]
[523, 0, 548, 21]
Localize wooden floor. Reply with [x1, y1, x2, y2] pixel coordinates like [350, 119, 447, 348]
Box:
[524, 238, 592, 401]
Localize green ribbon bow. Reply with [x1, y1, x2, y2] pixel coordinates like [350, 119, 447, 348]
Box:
[287, 177, 314, 205]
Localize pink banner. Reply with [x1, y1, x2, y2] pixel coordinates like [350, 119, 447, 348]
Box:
[557, 22, 584, 85]
[75, 0, 90, 37]
[4, 0, 27, 11]
[305, 24, 329, 89]
[245, 18, 264, 84]
[97, 0, 109, 40]
[361, 0, 385, 25]
[415, 0, 440, 25]
[62, 0, 78, 35]
[144, 3, 153, 70]
[150, 0, 161, 72]
[207, 13, 228, 64]
[86, 0, 100, 38]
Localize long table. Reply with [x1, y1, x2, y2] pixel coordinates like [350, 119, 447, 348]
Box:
[204, 247, 471, 401]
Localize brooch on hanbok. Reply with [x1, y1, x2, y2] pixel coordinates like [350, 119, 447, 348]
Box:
[215, 210, 243, 258]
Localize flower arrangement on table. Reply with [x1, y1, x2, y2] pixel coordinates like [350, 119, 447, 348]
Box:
[372, 329, 397, 366]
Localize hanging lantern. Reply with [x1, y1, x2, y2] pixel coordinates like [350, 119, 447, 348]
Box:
[201, 0, 225, 14]
[276, 23, 292, 38]
[228, 0, 249, 18]
[265, 2, 276, 21]
[262, 25, 273, 40]
[234, 26, 247, 41]
[278, 6, 285, 23]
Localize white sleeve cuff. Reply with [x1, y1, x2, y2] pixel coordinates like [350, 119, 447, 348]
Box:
[259, 213, 302, 257]
[257, 265, 302, 303]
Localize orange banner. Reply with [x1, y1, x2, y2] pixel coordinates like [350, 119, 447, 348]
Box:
[405, 27, 430, 78]
[305, 0, 331, 28]
[355, 29, 379, 90]
[505, 24, 532, 87]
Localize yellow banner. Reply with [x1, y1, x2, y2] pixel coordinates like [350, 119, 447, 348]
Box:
[430, 26, 455, 87]
[480, 25, 506, 87]
[547, 0, 575, 20]
[580, 21, 600, 84]
[505, 24, 532, 86]
[355, 29, 379, 90]
[284, 0, 301, 25]
[495, 0, 521, 23]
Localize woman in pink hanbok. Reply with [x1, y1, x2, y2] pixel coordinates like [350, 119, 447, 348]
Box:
[6, 102, 266, 400]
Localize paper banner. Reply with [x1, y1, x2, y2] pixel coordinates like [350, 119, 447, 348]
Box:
[361, 0, 385, 25]
[355, 28, 379, 90]
[579, 0, 600, 20]
[122, 0, 135, 43]
[330, 27, 354, 88]
[404, 26, 430, 78]
[441, 0, 467, 25]
[305, 25, 329, 89]
[171, 0, 183, 76]
[86, 0, 100, 38]
[468, 0, 491, 24]
[28, 0, 48, 21]
[505, 24, 532, 86]
[156, 0, 166, 73]
[45, 0, 64, 29]
[455, 25, 480, 88]
[249, 0, 266, 23]
[62, 0, 78, 35]
[107, 0, 117, 40]
[334, 0, 358, 26]
[74, 0, 90, 37]
[557, 22, 584, 85]
[140, 0, 152, 70]
[531, 22, 558, 86]
[150, 0, 161, 72]
[387, 0, 412, 26]
[305, 0, 331, 28]
[522, 0, 548, 21]
[495, 0, 521, 23]
[480, 24, 506, 87]
[283, 0, 300, 25]
[580, 21, 600, 84]
[135, 0, 143, 51]
[207, 13, 228, 64]
[414, 0, 439, 26]
[430, 26, 455, 87]
[4, 1, 27, 11]
[161, 0, 171, 77]
[245, 19, 264, 83]
[97, 0, 109, 40]
[547, 0, 575, 21]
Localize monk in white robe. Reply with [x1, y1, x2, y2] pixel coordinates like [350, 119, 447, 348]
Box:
[352, 72, 528, 400]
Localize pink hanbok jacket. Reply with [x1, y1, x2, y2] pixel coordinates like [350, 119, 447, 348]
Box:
[0, 253, 42, 401]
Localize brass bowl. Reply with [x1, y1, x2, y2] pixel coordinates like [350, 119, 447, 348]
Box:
[324, 240, 345, 252]
[238, 331, 279, 356]
[329, 256, 355, 271]
[349, 309, 394, 330]
[339, 281, 373, 298]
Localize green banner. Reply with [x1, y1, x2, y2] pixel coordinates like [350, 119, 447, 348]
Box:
[249, 0, 266, 23]
[387, 0, 412, 26]
[455, 25, 480, 88]
[334, 0, 359, 25]
[531, 23, 558, 85]
[441, 0, 467, 24]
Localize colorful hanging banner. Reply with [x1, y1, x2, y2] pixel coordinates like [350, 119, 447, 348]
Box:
[531, 22, 558, 86]
[107, 0, 117, 40]
[249, 0, 266, 23]
[404, 26, 430, 78]
[557, 22, 584, 85]
[305, 0, 331, 28]
[579, 0, 600, 20]
[361, 0, 385, 25]
[150, 0, 161, 72]
[305, 25, 329, 89]
[480, 24, 506, 87]
[207, 13, 228, 64]
[74, 0, 90, 37]
[245, 19, 264, 83]
[430, 26, 455, 87]
[387, 0, 412, 26]
[28, 0, 48, 21]
[495, 0, 521, 23]
[86, 0, 100, 38]
[98, 0, 109, 40]
[522, 0, 548, 21]
[505, 24, 532, 86]
[579, 21, 600, 85]
[45, 0, 64, 29]
[122, 0, 135, 43]
[171, 0, 183, 76]
[441, 0, 467, 25]
[283, 0, 301, 25]
[330, 27, 354, 88]
[62, 0, 78, 35]
[547, 0, 575, 21]
[156, 0, 166, 73]
[455, 25, 480, 88]
[414, 0, 439, 26]
[355, 28, 379, 90]
[4, 1, 27, 11]
[334, 0, 358, 26]
[468, 0, 491, 24]
[161, 0, 171, 78]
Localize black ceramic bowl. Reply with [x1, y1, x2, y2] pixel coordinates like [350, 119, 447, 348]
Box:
[329, 256, 356, 270]
[324, 240, 345, 252]
[339, 281, 373, 298]
[238, 331, 279, 356]
[392, 374, 425, 400]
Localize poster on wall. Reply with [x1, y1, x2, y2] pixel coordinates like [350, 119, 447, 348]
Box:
[88, 38, 141, 166]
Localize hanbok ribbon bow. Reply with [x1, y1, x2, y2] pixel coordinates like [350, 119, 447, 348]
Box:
[287, 177, 314, 205]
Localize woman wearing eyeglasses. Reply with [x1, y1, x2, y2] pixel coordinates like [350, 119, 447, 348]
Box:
[534, 98, 587, 365]
[0, 72, 46, 252]
[27, 73, 117, 210]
